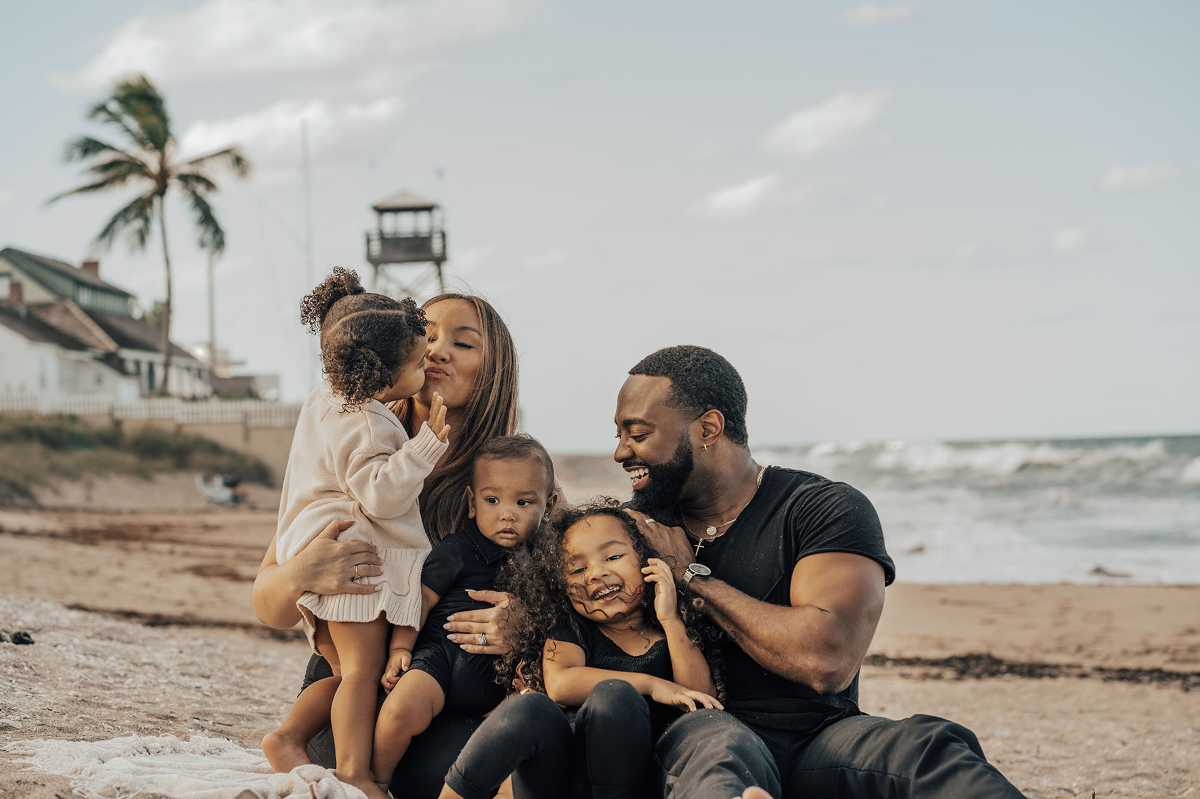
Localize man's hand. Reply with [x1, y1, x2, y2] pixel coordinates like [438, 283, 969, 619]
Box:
[381, 649, 412, 691]
[624, 510, 693, 584]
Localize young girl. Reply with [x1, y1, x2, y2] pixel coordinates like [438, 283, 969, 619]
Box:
[440, 499, 722, 799]
[370, 434, 557, 788]
[265, 267, 450, 799]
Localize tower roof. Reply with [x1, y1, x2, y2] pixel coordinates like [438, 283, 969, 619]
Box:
[371, 191, 439, 213]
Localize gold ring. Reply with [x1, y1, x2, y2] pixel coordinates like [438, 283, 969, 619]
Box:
[353, 564, 360, 580]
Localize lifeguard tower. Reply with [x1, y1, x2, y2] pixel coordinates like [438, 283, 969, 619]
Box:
[364, 190, 448, 298]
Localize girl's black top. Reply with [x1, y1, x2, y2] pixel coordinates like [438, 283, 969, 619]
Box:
[548, 615, 679, 732]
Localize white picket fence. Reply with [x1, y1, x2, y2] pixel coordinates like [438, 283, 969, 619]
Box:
[0, 393, 302, 428]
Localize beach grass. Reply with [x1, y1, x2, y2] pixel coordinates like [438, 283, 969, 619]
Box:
[0, 414, 273, 504]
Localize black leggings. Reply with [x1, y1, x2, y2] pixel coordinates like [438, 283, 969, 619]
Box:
[446, 680, 656, 799]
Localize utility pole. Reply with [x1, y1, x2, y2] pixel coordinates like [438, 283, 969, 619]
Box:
[206, 248, 217, 375]
[302, 119, 316, 391]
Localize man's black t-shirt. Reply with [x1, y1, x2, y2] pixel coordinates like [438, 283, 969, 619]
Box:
[675, 465, 895, 734]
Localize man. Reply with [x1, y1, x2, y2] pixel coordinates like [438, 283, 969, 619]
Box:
[615, 345, 1024, 798]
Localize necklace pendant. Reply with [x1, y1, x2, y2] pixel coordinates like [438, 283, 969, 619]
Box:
[705, 525, 718, 537]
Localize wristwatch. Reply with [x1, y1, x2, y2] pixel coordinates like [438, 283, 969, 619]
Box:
[681, 562, 712, 593]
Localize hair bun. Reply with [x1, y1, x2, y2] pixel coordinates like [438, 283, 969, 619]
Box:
[300, 267, 365, 334]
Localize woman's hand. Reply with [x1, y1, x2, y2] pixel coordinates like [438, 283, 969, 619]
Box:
[294, 519, 383, 596]
[444, 589, 518, 655]
[642, 558, 679, 623]
[648, 678, 724, 712]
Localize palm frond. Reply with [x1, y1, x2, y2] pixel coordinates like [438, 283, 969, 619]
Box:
[182, 146, 251, 178]
[183, 187, 227, 254]
[46, 171, 148, 205]
[86, 102, 153, 151]
[110, 74, 173, 152]
[175, 171, 219, 195]
[94, 191, 157, 253]
[63, 134, 140, 164]
[86, 155, 153, 181]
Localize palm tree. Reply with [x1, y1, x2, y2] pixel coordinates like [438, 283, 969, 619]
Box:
[50, 74, 250, 396]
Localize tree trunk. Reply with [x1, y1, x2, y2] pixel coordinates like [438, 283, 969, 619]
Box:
[157, 197, 174, 396]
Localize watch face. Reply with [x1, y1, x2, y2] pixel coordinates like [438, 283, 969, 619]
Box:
[689, 563, 712, 577]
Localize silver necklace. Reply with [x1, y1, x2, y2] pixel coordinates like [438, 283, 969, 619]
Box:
[686, 465, 766, 556]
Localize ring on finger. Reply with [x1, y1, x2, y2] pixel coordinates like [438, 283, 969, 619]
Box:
[477, 632, 487, 647]
[352, 564, 360, 581]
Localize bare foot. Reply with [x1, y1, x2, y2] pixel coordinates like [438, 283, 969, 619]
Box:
[741, 788, 774, 799]
[260, 730, 311, 773]
[335, 772, 390, 799]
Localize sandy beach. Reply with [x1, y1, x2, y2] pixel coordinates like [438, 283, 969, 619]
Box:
[1, 479, 1198, 798]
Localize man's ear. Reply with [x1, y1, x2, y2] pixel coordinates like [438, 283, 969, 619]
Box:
[698, 409, 726, 447]
[465, 485, 476, 519]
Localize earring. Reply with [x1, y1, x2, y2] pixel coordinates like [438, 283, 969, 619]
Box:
[702, 442, 709, 453]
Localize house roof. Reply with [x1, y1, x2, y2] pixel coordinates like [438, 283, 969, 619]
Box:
[371, 191, 439, 213]
[1, 246, 135, 299]
[88, 308, 200, 362]
[0, 302, 89, 350]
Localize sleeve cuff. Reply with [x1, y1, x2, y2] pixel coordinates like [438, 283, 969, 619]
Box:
[407, 422, 450, 466]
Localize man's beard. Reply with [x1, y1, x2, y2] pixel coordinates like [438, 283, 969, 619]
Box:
[629, 434, 694, 514]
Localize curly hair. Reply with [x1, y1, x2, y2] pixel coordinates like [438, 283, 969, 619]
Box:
[629, 345, 749, 446]
[300, 267, 428, 411]
[495, 497, 724, 700]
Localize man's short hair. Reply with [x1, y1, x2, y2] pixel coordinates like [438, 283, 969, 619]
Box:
[628, 345, 748, 446]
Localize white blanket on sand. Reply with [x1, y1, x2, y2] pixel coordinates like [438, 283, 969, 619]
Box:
[5, 734, 369, 799]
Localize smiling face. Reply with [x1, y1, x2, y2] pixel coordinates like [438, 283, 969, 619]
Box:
[613, 374, 698, 513]
[561, 514, 646, 625]
[467, 455, 553, 549]
[421, 298, 484, 409]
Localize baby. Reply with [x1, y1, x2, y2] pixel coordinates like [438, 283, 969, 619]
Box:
[370, 434, 558, 788]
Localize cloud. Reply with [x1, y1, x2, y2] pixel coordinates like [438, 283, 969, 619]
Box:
[698, 175, 780, 218]
[1100, 162, 1180, 192]
[522, 249, 568, 272]
[58, 0, 526, 90]
[178, 97, 402, 170]
[1053, 227, 1087, 254]
[764, 90, 888, 158]
[845, 3, 914, 26]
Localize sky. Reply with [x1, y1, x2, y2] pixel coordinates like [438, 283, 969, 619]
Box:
[0, 0, 1196, 452]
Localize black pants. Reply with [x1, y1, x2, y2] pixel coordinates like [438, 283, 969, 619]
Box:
[656, 709, 1027, 798]
[446, 680, 657, 799]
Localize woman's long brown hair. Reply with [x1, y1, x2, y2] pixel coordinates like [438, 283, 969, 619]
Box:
[391, 293, 519, 542]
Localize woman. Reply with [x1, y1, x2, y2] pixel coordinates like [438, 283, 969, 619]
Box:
[253, 293, 522, 798]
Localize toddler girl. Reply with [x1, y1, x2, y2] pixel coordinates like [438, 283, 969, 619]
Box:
[440, 498, 722, 799]
[266, 267, 450, 799]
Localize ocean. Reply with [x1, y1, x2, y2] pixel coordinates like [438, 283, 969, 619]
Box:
[756, 434, 1200, 584]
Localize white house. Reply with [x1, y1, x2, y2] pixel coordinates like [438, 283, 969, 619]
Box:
[0, 246, 212, 400]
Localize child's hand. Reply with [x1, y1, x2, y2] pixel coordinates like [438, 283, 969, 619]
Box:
[381, 649, 412, 691]
[429, 392, 451, 442]
[648, 678, 723, 712]
[642, 558, 679, 622]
